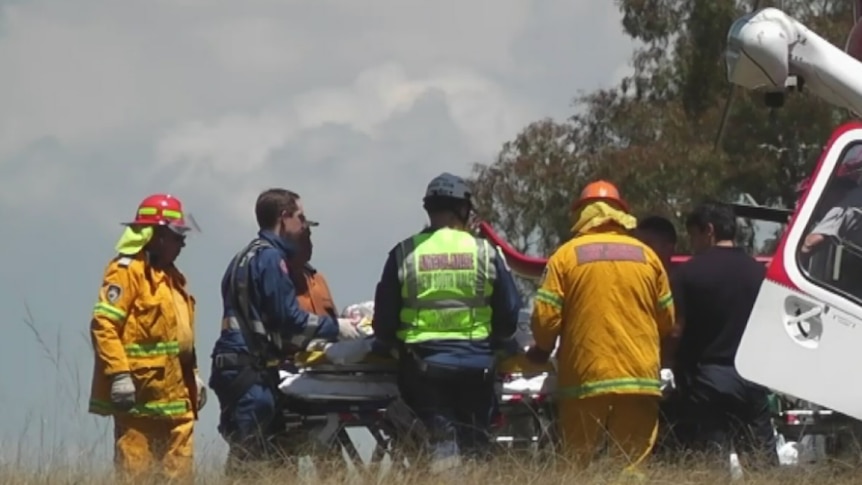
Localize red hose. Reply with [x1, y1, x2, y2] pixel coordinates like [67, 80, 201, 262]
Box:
[476, 221, 771, 279]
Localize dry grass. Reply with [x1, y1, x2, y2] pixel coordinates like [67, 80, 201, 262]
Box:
[0, 458, 857, 485]
[13, 303, 862, 484]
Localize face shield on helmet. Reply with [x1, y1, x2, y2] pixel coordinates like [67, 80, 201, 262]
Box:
[124, 194, 201, 235]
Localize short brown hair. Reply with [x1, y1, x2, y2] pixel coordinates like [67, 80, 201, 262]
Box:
[255, 188, 300, 229]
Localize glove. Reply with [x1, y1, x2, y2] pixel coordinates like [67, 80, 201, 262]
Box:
[195, 374, 207, 411]
[110, 372, 136, 411]
[337, 318, 362, 340]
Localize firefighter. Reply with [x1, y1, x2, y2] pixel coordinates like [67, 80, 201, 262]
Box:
[372, 172, 521, 473]
[88, 194, 205, 483]
[525, 180, 675, 475]
[208, 188, 355, 475]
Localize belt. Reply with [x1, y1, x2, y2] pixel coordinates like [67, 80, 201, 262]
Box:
[405, 347, 493, 381]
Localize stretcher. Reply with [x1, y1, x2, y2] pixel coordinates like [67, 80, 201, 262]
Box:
[771, 395, 862, 465]
[276, 349, 559, 470]
[492, 355, 558, 451]
[276, 353, 405, 475]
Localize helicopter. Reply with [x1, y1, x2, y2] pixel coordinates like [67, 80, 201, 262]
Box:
[475, 3, 862, 426]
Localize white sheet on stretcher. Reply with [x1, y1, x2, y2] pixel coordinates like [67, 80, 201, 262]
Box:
[279, 370, 554, 401]
[278, 370, 400, 401]
[278, 371, 673, 401]
[278, 337, 674, 400]
[277, 366, 559, 401]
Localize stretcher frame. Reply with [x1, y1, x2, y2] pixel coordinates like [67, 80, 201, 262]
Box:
[275, 362, 412, 477]
[277, 396, 411, 477]
[772, 395, 862, 464]
[276, 363, 560, 471]
[494, 374, 559, 454]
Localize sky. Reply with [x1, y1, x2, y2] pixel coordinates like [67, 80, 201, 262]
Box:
[0, 0, 639, 468]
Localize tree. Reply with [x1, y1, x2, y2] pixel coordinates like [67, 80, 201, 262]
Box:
[470, 0, 855, 278]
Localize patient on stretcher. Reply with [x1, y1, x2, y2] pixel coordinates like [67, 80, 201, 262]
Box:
[277, 300, 557, 402]
[278, 300, 674, 403]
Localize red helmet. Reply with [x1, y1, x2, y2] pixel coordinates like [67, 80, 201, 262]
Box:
[124, 194, 191, 233]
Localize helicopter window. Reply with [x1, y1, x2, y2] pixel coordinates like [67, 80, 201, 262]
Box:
[797, 142, 862, 303]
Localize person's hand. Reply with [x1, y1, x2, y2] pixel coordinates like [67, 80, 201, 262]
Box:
[525, 345, 551, 365]
[110, 372, 136, 411]
[195, 374, 207, 411]
[337, 318, 362, 340]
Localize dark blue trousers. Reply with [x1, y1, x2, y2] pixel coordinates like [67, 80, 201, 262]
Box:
[398, 356, 496, 465]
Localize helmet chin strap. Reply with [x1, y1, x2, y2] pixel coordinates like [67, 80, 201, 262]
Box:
[145, 246, 166, 268]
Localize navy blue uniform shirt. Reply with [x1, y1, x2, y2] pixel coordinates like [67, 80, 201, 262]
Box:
[371, 227, 522, 369]
[671, 246, 766, 375]
[211, 229, 339, 356]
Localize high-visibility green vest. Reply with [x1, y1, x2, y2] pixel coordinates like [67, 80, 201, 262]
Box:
[394, 228, 495, 343]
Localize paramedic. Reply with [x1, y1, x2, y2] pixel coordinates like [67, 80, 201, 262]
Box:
[525, 180, 675, 474]
[668, 202, 776, 466]
[209, 188, 353, 475]
[289, 219, 340, 320]
[88, 194, 205, 483]
[372, 172, 521, 473]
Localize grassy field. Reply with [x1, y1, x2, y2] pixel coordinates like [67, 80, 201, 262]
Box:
[13, 309, 862, 484]
[2, 452, 861, 485]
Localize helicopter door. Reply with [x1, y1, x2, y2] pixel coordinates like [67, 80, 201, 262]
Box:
[736, 121, 862, 420]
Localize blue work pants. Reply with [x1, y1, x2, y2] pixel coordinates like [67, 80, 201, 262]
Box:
[398, 356, 496, 468]
[210, 368, 282, 474]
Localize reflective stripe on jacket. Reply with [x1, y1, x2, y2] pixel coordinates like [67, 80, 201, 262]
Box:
[89, 252, 198, 419]
[394, 228, 494, 343]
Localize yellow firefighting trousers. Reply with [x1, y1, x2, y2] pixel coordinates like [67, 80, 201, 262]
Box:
[113, 415, 194, 481]
[558, 394, 659, 472]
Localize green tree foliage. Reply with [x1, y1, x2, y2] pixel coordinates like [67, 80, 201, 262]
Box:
[469, 0, 855, 272]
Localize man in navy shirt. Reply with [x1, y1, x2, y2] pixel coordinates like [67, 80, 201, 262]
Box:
[667, 202, 776, 467]
[208, 188, 352, 475]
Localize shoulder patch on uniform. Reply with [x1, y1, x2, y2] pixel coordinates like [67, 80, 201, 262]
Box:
[105, 284, 122, 303]
[117, 257, 133, 268]
[279, 259, 289, 274]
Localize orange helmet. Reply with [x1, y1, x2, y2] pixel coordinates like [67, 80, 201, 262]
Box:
[572, 180, 629, 212]
[123, 194, 191, 234]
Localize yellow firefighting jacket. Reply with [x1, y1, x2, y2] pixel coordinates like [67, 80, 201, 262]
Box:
[531, 228, 674, 399]
[88, 251, 199, 420]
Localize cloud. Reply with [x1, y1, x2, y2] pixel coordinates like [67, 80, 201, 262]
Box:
[0, 0, 635, 464]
